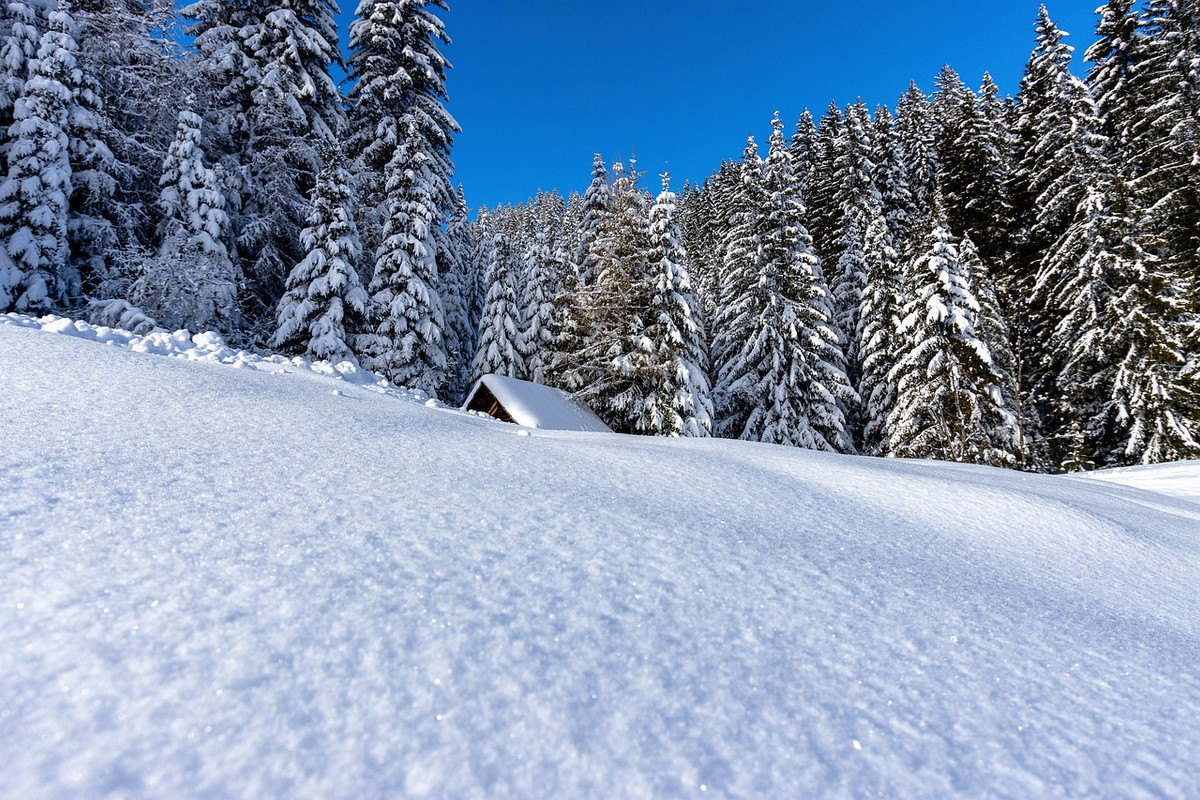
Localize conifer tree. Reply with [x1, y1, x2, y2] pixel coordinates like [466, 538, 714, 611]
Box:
[873, 105, 915, 259]
[1105, 251, 1200, 464]
[271, 146, 368, 364]
[888, 199, 1019, 465]
[960, 234, 1023, 462]
[183, 0, 345, 338]
[933, 65, 1011, 267]
[0, 6, 78, 311]
[1125, 0, 1200, 301]
[131, 103, 238, 334]
[0, 0, 48, 162]
[545, 190, 585, 389]
[716, 125, 854, 450]
[831, 101, 883, 426]
[471, 225, 523, 381]
[348, 0, 457, 395]
[1010, 7, 1105, 467]
[859, 109, 909, 454]
[574, 153, 611, 286]
[790, 108, 817, 198]
[641, 172, 713, 437]
[711, 140, 764, 431]
[439, 185, 476, 402]
[520, 191, 560, 385]
[806, 102, 844, 266]
[571, 161, 655, 431]
[895, 80, 938, 235]
[1085, 0, 1141, 157]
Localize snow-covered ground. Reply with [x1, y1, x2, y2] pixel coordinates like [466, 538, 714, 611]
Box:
[2, 314, 1199, 798]
[1073, 458, 1200, 505]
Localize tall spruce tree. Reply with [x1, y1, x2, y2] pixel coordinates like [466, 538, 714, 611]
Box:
[439, 185, 476, 402]
[641, 172, 713, 437]
[570, 161, 656, 432]
[131, 103, 238, 334]
[574, 153, 610, 287]
[1126, 0, 1200, 305]
[183, 0, 344, 340]
[471, 224, 524, 382]
[348, 0, 457, 396]
[0, 6, 79, 311]
[271, 146, 368, 364]
[888, 199, 1019, 465]
[716, 125, 853, 450]
[520, 191, 560, 385]
[896, 80, 938, 236]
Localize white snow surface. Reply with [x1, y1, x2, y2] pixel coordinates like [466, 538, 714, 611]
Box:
[468, 373, 613, 433]
[1075, 459, 1200, 505]
[2, 314, 1199, 798]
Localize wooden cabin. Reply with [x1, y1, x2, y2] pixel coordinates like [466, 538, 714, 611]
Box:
[463, 374, 613, 433]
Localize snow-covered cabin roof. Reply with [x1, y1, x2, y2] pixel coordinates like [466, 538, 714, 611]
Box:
[464, 374, 613, 433]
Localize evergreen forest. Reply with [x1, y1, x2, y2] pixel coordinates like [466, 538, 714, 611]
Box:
[2, 0, 1198, 473]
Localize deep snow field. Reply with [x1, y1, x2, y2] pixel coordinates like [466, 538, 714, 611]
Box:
[2, 313, 1199, 798]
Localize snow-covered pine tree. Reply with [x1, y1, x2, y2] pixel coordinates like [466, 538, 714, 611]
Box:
[640, 171, 712, 437]
[574, 152, 611, 287]
[887, 199, 1019, 466]
[1104, 244, 1200, 465]
[1012, 8, 1096, 275]
[471, 224, 524, 381]
[520, 190, 561, 385]
[830, 100, 883, 432]
[438, 185, 476, 402]
[69, 0, 185, 301]
[0, 0, 49, 167]
[710, 140, 763, 434]
[1009, 7, 1103, 468]
[716, 123, 854, 450]
[1125, 0, 1200, 307]
[789, 108, 817, 199]
[971, 72, 1017, 270]
[359, 117, 451, 393]
[348, 0, 457, 396]
[570, 161, 656, 432]
[131, 102, 239, 334]
[1085, 0, 1142, 160]
[542, 191, 583, 389]
[271, 145, 368, 364]
[183, 0, 345, 340]
[0, 5, 78, 311]
[960, 233, 1023, 463]
[872, 105, 915, 260]
[859, 108, 909, 455]
[806, 101, 844, 267]
[895, 80, 938, 236]
[933, 65, 1011, 270]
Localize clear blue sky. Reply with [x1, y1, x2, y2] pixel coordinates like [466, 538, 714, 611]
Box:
[339, 1, 1101, 210]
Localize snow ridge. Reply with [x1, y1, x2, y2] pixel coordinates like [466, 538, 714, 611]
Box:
[0, 312, 440, 406]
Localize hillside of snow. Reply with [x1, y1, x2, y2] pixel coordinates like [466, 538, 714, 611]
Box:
[2, 314, 1199, 798]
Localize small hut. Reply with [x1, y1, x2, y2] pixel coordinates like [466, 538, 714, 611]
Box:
[463, 374, 613, 433]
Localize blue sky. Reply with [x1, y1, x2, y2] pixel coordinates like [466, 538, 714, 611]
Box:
[339, 1, 1101, 210]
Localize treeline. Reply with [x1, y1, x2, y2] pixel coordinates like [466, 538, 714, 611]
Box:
[1, 0, 1197, 472]
[469, 2, 1200, 472]
[0, 0, 459, 397]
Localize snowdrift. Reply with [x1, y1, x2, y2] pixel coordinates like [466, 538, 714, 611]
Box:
[2, 315, 1198, 798]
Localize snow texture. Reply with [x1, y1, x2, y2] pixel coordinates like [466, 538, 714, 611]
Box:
[467, 373, 612, 433]
[2, 314, 1199, 798]
[1077, 460, 1200, 506]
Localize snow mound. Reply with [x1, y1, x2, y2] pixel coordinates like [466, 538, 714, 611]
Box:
[1076, 460, 1200, 505]
[2, 319, 1199, 798]
[0, 312, 437, 406]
